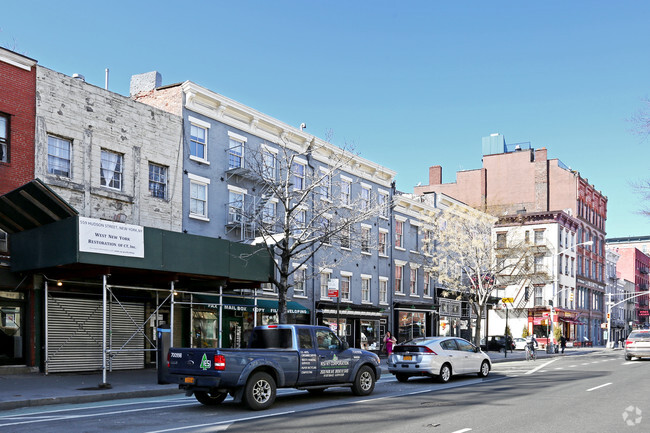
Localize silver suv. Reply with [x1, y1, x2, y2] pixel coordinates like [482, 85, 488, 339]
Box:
[624, 330, 650, 361]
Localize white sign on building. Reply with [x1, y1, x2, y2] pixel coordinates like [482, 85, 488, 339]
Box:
[78, 217, 145, 258]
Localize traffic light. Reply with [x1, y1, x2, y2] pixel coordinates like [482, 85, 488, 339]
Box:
[569, 292, 574, 302]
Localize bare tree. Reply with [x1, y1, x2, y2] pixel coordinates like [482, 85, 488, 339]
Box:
[422, 205, 542, 346]
[630, 98, 650, 216]
[233, 133, 385, 323]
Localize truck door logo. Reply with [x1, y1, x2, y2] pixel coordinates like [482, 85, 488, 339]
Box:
[200, 353, 211, 370]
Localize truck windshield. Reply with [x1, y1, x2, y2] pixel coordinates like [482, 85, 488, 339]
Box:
[248, 329, 293, 349]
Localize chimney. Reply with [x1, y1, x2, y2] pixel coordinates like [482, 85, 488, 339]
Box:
[130, 71, 162, 97]
[429, 166, 442, 185]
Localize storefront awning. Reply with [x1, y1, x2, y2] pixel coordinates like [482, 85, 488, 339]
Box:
[0, 179, 77, 233]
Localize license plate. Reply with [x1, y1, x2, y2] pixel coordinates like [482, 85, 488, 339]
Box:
[184, 377, 195, 384]
[403, 355, 412, 361]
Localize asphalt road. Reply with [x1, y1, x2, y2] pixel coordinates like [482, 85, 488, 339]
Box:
[1, 351, 647, 433]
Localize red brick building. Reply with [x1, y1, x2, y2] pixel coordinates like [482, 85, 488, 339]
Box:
[0, 47, 37, 195]
[416, 134, 608, 343]
[608, 246, 650, 326]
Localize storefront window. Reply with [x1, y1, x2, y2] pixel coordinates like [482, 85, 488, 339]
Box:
[398, 311, 426, 343]
[192, 311, 219, 348]
[323, 317, 347, 338]
[360, 320, 380, 351]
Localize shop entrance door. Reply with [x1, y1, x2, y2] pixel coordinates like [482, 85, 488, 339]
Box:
[0, 296, 24, 365]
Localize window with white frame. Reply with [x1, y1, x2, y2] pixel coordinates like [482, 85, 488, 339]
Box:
[262, 146, 277, 180]
[227, 132, 245, 169]
[341, 177, 352, 206]
[395, 264, 404, 294]
[228, 188, 244, 223]
[534, 255, 544, 273]
[294, 267, 306, 297]
[395, 219, 404, 249]
[47, 135, 71, 177]
[361, 225, 371, 253]
[565, 255, 569, 275]
[262, 199, 276, 225]
[319, 215, 331, 244]
[320, 271, 331, 299]
[411, 224, 419, 251]
[497, 232, 507, 248]
[340, 225, 351, 249]
[149, 163, 168, 199]
[0, 229, 7, 253]
[319, 170, 331, 200]
[360, 185, 371, 211]
[100, 149, 123, 190]
[379, 278, 388, 303]
[423, 271, 431, 297]
[378, 230, 388, 256]
[559, 228, 564, 248]
[361, 276, 371, 302]
[377, 191, 389, 218]
[294, 208, 307, 235]
[340, 274, 351, 301]
[410, 267, 417, 295]
[189, 174, 210, 219]
[534, 286, 544, 306]
[292, 160, 305, 190]
[189, 121, 208, 162]
[0, 113, 8, 163]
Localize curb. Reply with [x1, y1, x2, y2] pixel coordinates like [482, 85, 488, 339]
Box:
[0, 387, 184, 411]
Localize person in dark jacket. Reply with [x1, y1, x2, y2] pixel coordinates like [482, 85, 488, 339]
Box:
[559, 335, 567, 354]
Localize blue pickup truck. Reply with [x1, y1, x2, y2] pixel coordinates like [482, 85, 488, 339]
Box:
[167, 324, 381, 410]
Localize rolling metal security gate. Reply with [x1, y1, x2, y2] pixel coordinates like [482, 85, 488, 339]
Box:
[46, 295, 144, 373]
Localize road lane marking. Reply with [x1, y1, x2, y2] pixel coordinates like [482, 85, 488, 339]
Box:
[146, 411, 296, 433]
[525, 359, 557, 375]
[587, 383, 612, 392]
[451, 429, 472, 433]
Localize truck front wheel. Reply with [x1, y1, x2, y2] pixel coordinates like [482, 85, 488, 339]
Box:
[194, 390, 227, 405]
[244, 372, 276, 410]
[351, 365, 375, 396]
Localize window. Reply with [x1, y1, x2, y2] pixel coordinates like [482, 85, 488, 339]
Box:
[100, 149, 123, 190]
[360, 185, 371, 211]
[378, 192, 389, 218]
[340, 274, 351, 301]
[395, 219, 404, 248]
[319, 216, 331, 244]
[294, 208, 307, 235]
[340, 225, 351, 249]
[292, 161, 305, 190]
[261, 282, 277, 294]
[228, 137, 244, 169]
[565, 255, 569, 275]
[0, 229, 7, 253]
[395, 265, 404, 294]
[534, 230, 545, 245]
[524, 231, 530, 244]
[341, 178, 351, 205]
[534, 286, 544, 306]
[228, 190, 244, 223]
[423, 272, 431, 297]
[379, 278, 388, 303]
[262, 200, 276, 225]
[294, 267, 306, 297]
[190, 123, 207, 161]
[320, 271, 331, 298]
[0, 114, 8, 163]
[361, 277, 371, 302]
[319, 171, 331, 200]
[497, 232, 506, 249]
[559, 229, 564, 248]
[361, 225, 371, 253]
[149, 163, 168, 199]
[378, 230, 388, 256]
[47, 136, 71, 177]
[411, 225, 419, 251]
[262, 148, 277, 180]
[410, 267, 417, 295]
[189, 176, 209, 218]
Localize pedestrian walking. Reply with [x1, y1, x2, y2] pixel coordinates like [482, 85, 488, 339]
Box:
[384, 331, 397, 356]
[560, 335, 567, 354]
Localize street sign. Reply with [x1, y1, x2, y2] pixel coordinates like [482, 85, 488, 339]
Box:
[542, 312, 549, 318]
[501, 297, 514, 303]
[327, 279, 339, 298]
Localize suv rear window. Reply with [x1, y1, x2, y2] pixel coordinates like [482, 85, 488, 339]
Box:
[248, 329, 293, 349]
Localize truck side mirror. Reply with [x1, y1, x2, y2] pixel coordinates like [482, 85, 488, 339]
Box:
[342, 341, 350, 350]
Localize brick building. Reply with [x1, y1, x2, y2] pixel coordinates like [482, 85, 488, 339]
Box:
[415, 134, 608, 343]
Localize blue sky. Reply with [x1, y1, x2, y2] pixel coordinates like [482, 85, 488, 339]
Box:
[3, 1, 649, 238]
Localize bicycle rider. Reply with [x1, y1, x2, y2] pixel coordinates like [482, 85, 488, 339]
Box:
[526, 334, 539, 357]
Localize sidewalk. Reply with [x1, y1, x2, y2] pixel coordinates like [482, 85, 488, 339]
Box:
[0, 347, 610, 412]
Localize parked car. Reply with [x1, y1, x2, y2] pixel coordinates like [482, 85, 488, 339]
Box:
[480, 335, 515, 352]
[624, 330, 650, 361]
[513, 337, 527, 350]
[387, 336, 491, 383]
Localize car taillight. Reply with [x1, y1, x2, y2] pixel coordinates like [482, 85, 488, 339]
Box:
[420, 346, 437, 355]
[167, 351, 170, 368]
[214, 354, 226, 370]
[626, 340, 633, 347]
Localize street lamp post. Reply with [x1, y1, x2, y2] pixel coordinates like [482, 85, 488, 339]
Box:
[549, 239, 593, 353]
